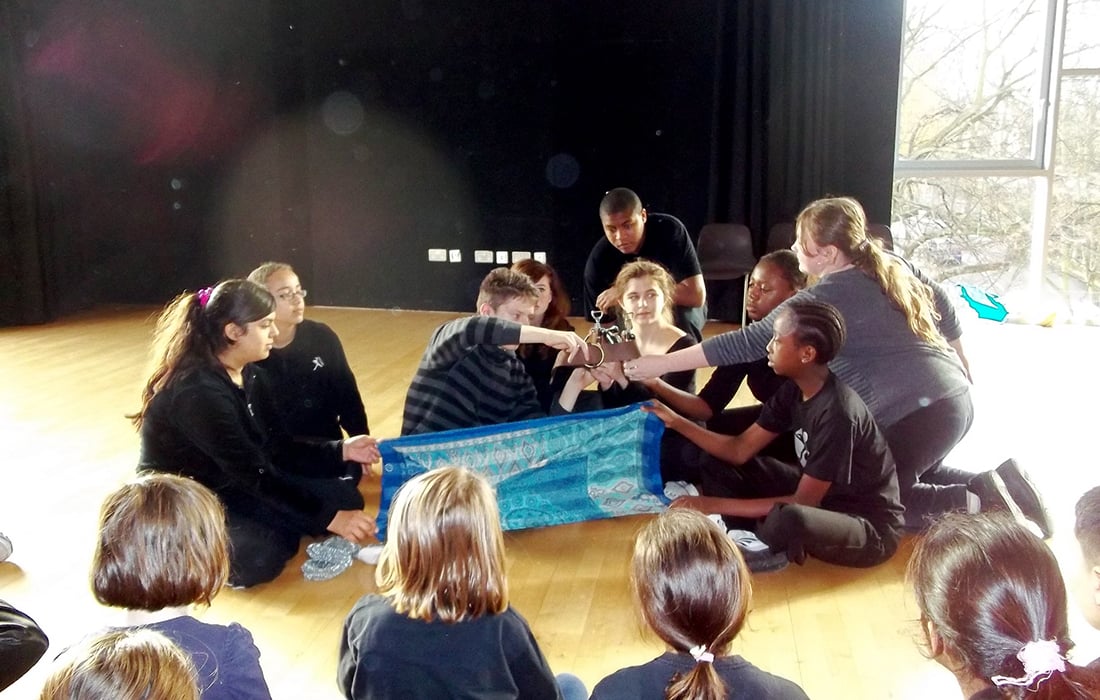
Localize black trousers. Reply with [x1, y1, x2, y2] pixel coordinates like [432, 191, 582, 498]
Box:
[882, 391, 974, 526]
[226, 474, 364, 588]
[699, 456, 897, 568]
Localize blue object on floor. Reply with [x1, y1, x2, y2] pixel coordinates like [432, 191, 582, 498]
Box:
[376, 404, 667, 540]
[959, 284, 1008, 322]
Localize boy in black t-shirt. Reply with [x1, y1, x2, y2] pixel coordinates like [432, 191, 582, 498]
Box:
[645, 299, 904, 569]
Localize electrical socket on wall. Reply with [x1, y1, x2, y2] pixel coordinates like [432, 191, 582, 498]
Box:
[511, 251, 531, 262]
[428, 248, 447, 262]
[448, 249, 462, 263]
[533, 251, 547, 263]
[474, 250, 494, 263]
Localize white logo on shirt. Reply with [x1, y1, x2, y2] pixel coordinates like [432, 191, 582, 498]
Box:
[794, 428, 809, 468]
[312, 357, 325, 371]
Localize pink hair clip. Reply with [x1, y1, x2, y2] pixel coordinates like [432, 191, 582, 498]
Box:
[196, 286, 214, 308]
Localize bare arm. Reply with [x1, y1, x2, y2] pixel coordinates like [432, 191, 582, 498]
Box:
[643, 400, 774, 465]
[673, 273, 706, 308]
[645, 378, 714, 421]
[625, 343, 708, 381]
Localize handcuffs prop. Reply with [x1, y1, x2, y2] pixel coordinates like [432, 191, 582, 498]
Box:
[568, 310, 640, 369]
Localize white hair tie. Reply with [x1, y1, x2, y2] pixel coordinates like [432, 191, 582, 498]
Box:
[990, 639, 1066, 689]
[689, 645, 714, 664]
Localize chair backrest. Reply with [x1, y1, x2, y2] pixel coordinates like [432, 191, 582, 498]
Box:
[697, 223, 756, 281]
[868, 223, 894, 251]
[767, 222, 795, 253]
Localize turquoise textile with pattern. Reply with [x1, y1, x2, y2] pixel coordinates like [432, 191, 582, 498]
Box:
[376, 403, 666, 539]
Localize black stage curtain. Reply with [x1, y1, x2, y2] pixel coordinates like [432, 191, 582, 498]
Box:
[0, 0, 903, 324]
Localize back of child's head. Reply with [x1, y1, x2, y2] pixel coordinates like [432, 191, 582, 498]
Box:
[39, 628, 199, 700]
[631, 509, 751, 700]
[92, 472, 229, 611]
[476, 268, 539, 311]
[779, 299, 846, 364]
[376, 467, 507, 623]
[908, 512, 1100, 699]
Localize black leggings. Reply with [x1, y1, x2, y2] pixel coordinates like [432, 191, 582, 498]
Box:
[699, 456, 897, 568]
[882, 391, 974, 525]
[226, 475, 363, 588]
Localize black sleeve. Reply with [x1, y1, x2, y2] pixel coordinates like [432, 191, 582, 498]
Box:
[504, 611, 562, 700]
[325, 328, 370, 436]
[698, 364, 752, 415]
[171, 380, 339, 530]
[756, 382, 799, 435]
[0, 600, 48, 692]
[668, 217, 702, 280]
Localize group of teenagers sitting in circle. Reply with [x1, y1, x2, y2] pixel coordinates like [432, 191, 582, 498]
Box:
[4, 189, 1096, 699]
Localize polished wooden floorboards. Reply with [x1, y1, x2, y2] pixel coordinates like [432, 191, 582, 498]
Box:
[2, 306, 1099, 699]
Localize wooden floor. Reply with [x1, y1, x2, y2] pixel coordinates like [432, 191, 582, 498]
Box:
[2, 306, 1100, 699]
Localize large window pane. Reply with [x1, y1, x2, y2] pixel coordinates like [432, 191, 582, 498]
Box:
[1049, 75, 1100, 322]
[1062, 0, 1100, 69]
[896, 0, 1048, 161]
[892, 176, 1033, 302]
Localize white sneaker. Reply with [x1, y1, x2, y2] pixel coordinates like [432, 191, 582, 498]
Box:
[727, 529, 771, 553]
[664, 481, 700, 499]
[356, 544, 383, 565]
[0, 532, 11, 563]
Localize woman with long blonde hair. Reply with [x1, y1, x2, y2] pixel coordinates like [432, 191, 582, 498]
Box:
[624, 197, 1046, 534]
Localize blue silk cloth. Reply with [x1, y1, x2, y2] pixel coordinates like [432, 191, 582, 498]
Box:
[376, 403, 667, 539]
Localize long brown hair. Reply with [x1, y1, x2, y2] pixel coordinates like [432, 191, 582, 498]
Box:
[796, 197, 947, 348]
[512, 259, 573, 361]
[632, 509, 752, 700]
[131, 280, 274, 428]
[375, 467, 508, 623]
[511, 258, 572, 330]
[909, 512, 1100, 699]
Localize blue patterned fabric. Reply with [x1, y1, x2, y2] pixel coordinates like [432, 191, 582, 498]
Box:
[376, 403, 666, 539]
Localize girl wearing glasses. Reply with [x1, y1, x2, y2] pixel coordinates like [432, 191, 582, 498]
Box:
[248, 262, 369, 442]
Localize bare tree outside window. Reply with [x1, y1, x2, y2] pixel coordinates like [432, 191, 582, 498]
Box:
[893, 0, 1100, 322]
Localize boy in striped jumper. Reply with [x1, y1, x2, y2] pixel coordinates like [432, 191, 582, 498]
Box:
[401, 268, 588, 435]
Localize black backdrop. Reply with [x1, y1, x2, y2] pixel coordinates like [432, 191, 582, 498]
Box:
[0, 0, 902, 325]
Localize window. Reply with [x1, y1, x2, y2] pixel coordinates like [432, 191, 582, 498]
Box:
[893, 0, 1100, 322]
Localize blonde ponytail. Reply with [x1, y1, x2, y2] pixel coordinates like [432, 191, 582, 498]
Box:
[796, 197, 948, 348]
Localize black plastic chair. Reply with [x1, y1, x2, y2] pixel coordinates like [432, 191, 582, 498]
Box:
[697, 223, 757, 326]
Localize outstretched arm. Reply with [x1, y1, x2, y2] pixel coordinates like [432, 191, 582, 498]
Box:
[645, 378, 715, 422]
[643, 400, 774, 465]
[624, 344, 708, 381]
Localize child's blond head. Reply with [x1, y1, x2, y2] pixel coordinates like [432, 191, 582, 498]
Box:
[376, 467, 507, 623]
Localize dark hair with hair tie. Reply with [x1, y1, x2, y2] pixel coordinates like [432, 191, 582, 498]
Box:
[909, 512, 1100, 699]
[131, 280, 275, 428]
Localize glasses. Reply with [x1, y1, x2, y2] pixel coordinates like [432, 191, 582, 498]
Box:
[276, 289, 308, 302]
